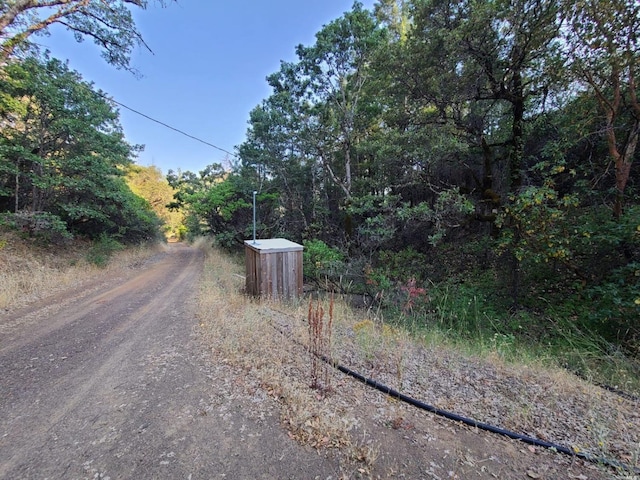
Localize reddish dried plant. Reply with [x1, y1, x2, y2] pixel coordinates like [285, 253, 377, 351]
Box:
[308, 294, 333, 391]
[400, 278, 428, 314]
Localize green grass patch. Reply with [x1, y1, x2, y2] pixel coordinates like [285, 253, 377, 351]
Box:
[384, 276, 640, 397]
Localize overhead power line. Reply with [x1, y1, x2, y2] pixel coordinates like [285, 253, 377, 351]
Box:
[13, 49, 239, 159]
[96, 92, 238, 158]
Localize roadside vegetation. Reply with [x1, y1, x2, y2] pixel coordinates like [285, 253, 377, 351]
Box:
[196, 240, 639, 477]
[0, 226, 165, 311]
[171, 1, 639, 399]
[0, 56, 167, 245]
[0, 4, 183, 310]
[0, 1, 180, 296]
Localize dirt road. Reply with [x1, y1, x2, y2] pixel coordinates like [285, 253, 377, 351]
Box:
[0, 244, 337, 479]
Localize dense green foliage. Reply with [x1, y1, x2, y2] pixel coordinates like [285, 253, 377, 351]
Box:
[0, 56, 163, 244]
[170, 0, 639, 373]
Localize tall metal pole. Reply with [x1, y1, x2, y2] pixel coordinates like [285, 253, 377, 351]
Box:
[252, 191, 257, 244]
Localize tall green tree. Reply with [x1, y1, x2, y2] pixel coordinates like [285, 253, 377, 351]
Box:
[403, 0, 565, 196]
[237, 3, 388, 243]
[378, 0, 567, 302]
[295, 2, 386, 202]
[0, 0, 170, 71]
[239, 91, 320, 239]
[0, 56, 161, 241]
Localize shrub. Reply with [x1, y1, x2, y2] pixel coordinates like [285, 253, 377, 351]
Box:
[0, 211, 72, 244]
[377, 248, 429, 283]
[303, 239, 345, 283]
[86, 234, 124, 267]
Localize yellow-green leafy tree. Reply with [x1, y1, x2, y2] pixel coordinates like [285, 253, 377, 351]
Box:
[126, 165, 184, 240]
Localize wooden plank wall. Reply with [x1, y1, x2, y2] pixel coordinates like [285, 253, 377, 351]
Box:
[245, 247, 258, 296]
[245, 247, 303, 300]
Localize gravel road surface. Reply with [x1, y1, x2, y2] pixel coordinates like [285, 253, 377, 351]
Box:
[0, 244, 337, 479]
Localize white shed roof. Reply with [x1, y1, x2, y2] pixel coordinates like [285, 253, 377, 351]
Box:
[244, 238, 303, 253]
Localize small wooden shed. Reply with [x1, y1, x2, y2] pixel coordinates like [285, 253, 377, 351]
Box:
[244, 238, 303, 300]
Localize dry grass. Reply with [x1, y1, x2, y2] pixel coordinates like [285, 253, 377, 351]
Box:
[196, 241, 640, 477]
[0, 228, 166, 311]
[195, 239, 357, 450]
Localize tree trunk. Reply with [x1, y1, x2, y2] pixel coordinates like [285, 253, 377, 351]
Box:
[612, 119, 638, 219]
[479, 136, 500, 236]
[510, 71, 525, 194]
[14, 159, 20, 213]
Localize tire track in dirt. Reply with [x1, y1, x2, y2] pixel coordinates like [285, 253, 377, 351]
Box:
[0, 244, 337, 479]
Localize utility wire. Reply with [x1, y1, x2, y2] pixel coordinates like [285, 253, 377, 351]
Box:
[7, 47, 237, 159]
[96, 91, 238, 158]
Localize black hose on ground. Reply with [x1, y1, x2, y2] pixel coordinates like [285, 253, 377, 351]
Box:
[318, 353, 640, 475]
[563, 366, 640, 403]
[596, 382, 640, 402]
[265, 316, 639, 475]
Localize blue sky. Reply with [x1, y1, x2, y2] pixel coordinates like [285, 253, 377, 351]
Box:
[37, 1, 376, 175]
